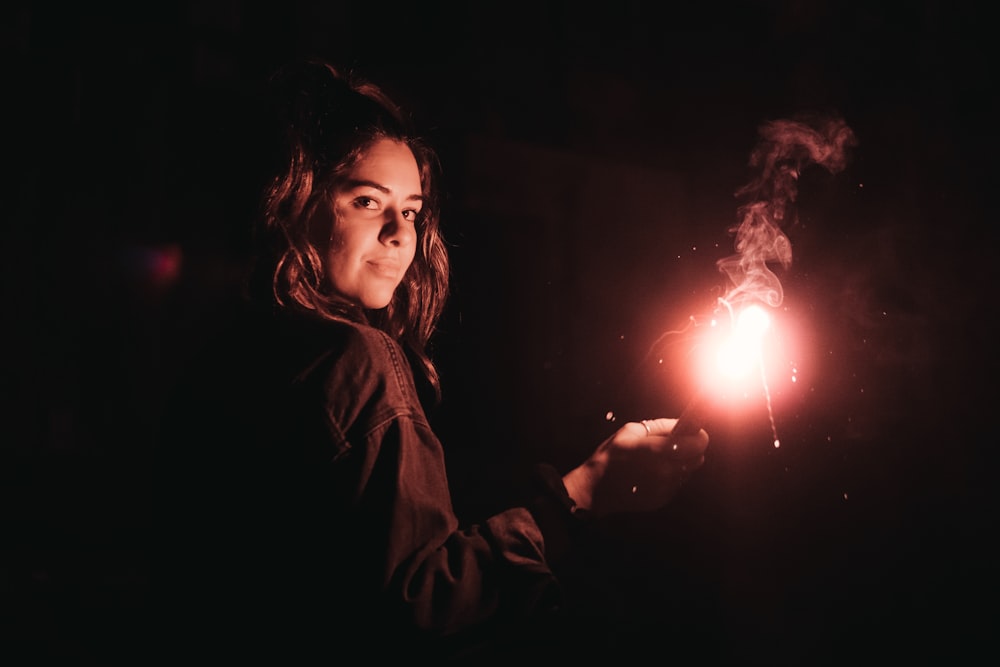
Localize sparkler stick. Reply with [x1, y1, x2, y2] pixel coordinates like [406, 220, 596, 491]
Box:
[672, 393, 709, 436]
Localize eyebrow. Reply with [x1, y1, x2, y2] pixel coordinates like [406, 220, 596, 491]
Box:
[344, 179, 424, 203]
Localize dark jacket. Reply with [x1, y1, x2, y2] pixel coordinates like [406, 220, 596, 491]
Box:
[148, 302, 576, 661]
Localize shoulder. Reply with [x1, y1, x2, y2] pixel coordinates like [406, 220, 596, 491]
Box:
[332, 319, 403, 365]
[228, 302, 404, 376]
[280, 313, 426, 425]
[289, 315, 408, 386]
[172, 301, 428, 426]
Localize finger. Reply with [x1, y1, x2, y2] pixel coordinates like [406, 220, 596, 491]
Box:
[637, 417, 677, 437]
[679, 454, 706, 474]
[640, 418, 709, 446]
[671, 431, 709, 461]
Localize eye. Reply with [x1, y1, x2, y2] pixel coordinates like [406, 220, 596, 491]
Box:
[402, 208, 421, 222]
[354, 196, 379, 210]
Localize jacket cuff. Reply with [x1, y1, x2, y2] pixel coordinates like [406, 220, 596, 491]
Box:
[525, 463, 591, 564]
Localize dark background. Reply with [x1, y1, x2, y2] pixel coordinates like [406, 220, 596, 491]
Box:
[4, 1, 996, 663]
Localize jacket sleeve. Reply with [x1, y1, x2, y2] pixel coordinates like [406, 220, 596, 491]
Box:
[317, 325, 572, 639]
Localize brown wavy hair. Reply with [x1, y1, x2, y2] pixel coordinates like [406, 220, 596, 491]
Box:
[255, 59, 449, 397]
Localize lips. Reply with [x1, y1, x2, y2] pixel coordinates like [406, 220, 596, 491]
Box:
[367, 259, 400, 279]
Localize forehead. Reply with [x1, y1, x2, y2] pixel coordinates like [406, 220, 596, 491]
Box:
[349, 138, 421, 190]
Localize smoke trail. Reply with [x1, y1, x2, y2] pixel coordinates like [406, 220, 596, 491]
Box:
[718, 115, 857, 309]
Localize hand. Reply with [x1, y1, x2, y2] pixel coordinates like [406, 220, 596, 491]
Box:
[562, 418, 709, 519]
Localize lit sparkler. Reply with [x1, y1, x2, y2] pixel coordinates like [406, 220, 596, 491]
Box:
[671, 301, 775, 441]
[667, 115, 856, 445]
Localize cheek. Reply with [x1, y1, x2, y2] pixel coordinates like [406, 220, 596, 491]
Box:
[325, 212, 355, 258]
[324, 240, 346, 284]
[326, 231, 346, 254]
[324, 232, 352, 285]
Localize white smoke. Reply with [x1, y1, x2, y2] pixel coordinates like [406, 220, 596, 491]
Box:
[718, 115, 857, 309]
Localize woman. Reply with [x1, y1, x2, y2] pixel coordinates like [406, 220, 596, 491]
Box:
[150, 59, 708, 661]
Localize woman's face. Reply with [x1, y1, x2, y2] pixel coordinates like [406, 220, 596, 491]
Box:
[325, 138, 422, 309]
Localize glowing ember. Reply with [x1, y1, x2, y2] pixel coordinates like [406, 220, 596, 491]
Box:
[692, 300, 772, 399]
[716, 304, 770, 380]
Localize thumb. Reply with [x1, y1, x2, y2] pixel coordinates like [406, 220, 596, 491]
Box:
[638, 418, 709, 456]
[638, 418, 679, 437]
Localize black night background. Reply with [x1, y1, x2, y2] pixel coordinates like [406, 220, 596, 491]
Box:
[4, 1, 996, 663]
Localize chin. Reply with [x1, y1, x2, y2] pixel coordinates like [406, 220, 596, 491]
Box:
[360, 295, 393, 310]
[355, 281, 400, 310]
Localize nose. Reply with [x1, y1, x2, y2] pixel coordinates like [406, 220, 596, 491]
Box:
[380, 209, 416, 247]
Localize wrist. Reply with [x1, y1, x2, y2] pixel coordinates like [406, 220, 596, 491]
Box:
[562, 461, 601, 517]
[532, 464, 593, 521]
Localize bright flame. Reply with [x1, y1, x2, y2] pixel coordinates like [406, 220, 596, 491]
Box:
[716, 304, 770, 380]
[692, 301, 772, 398]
